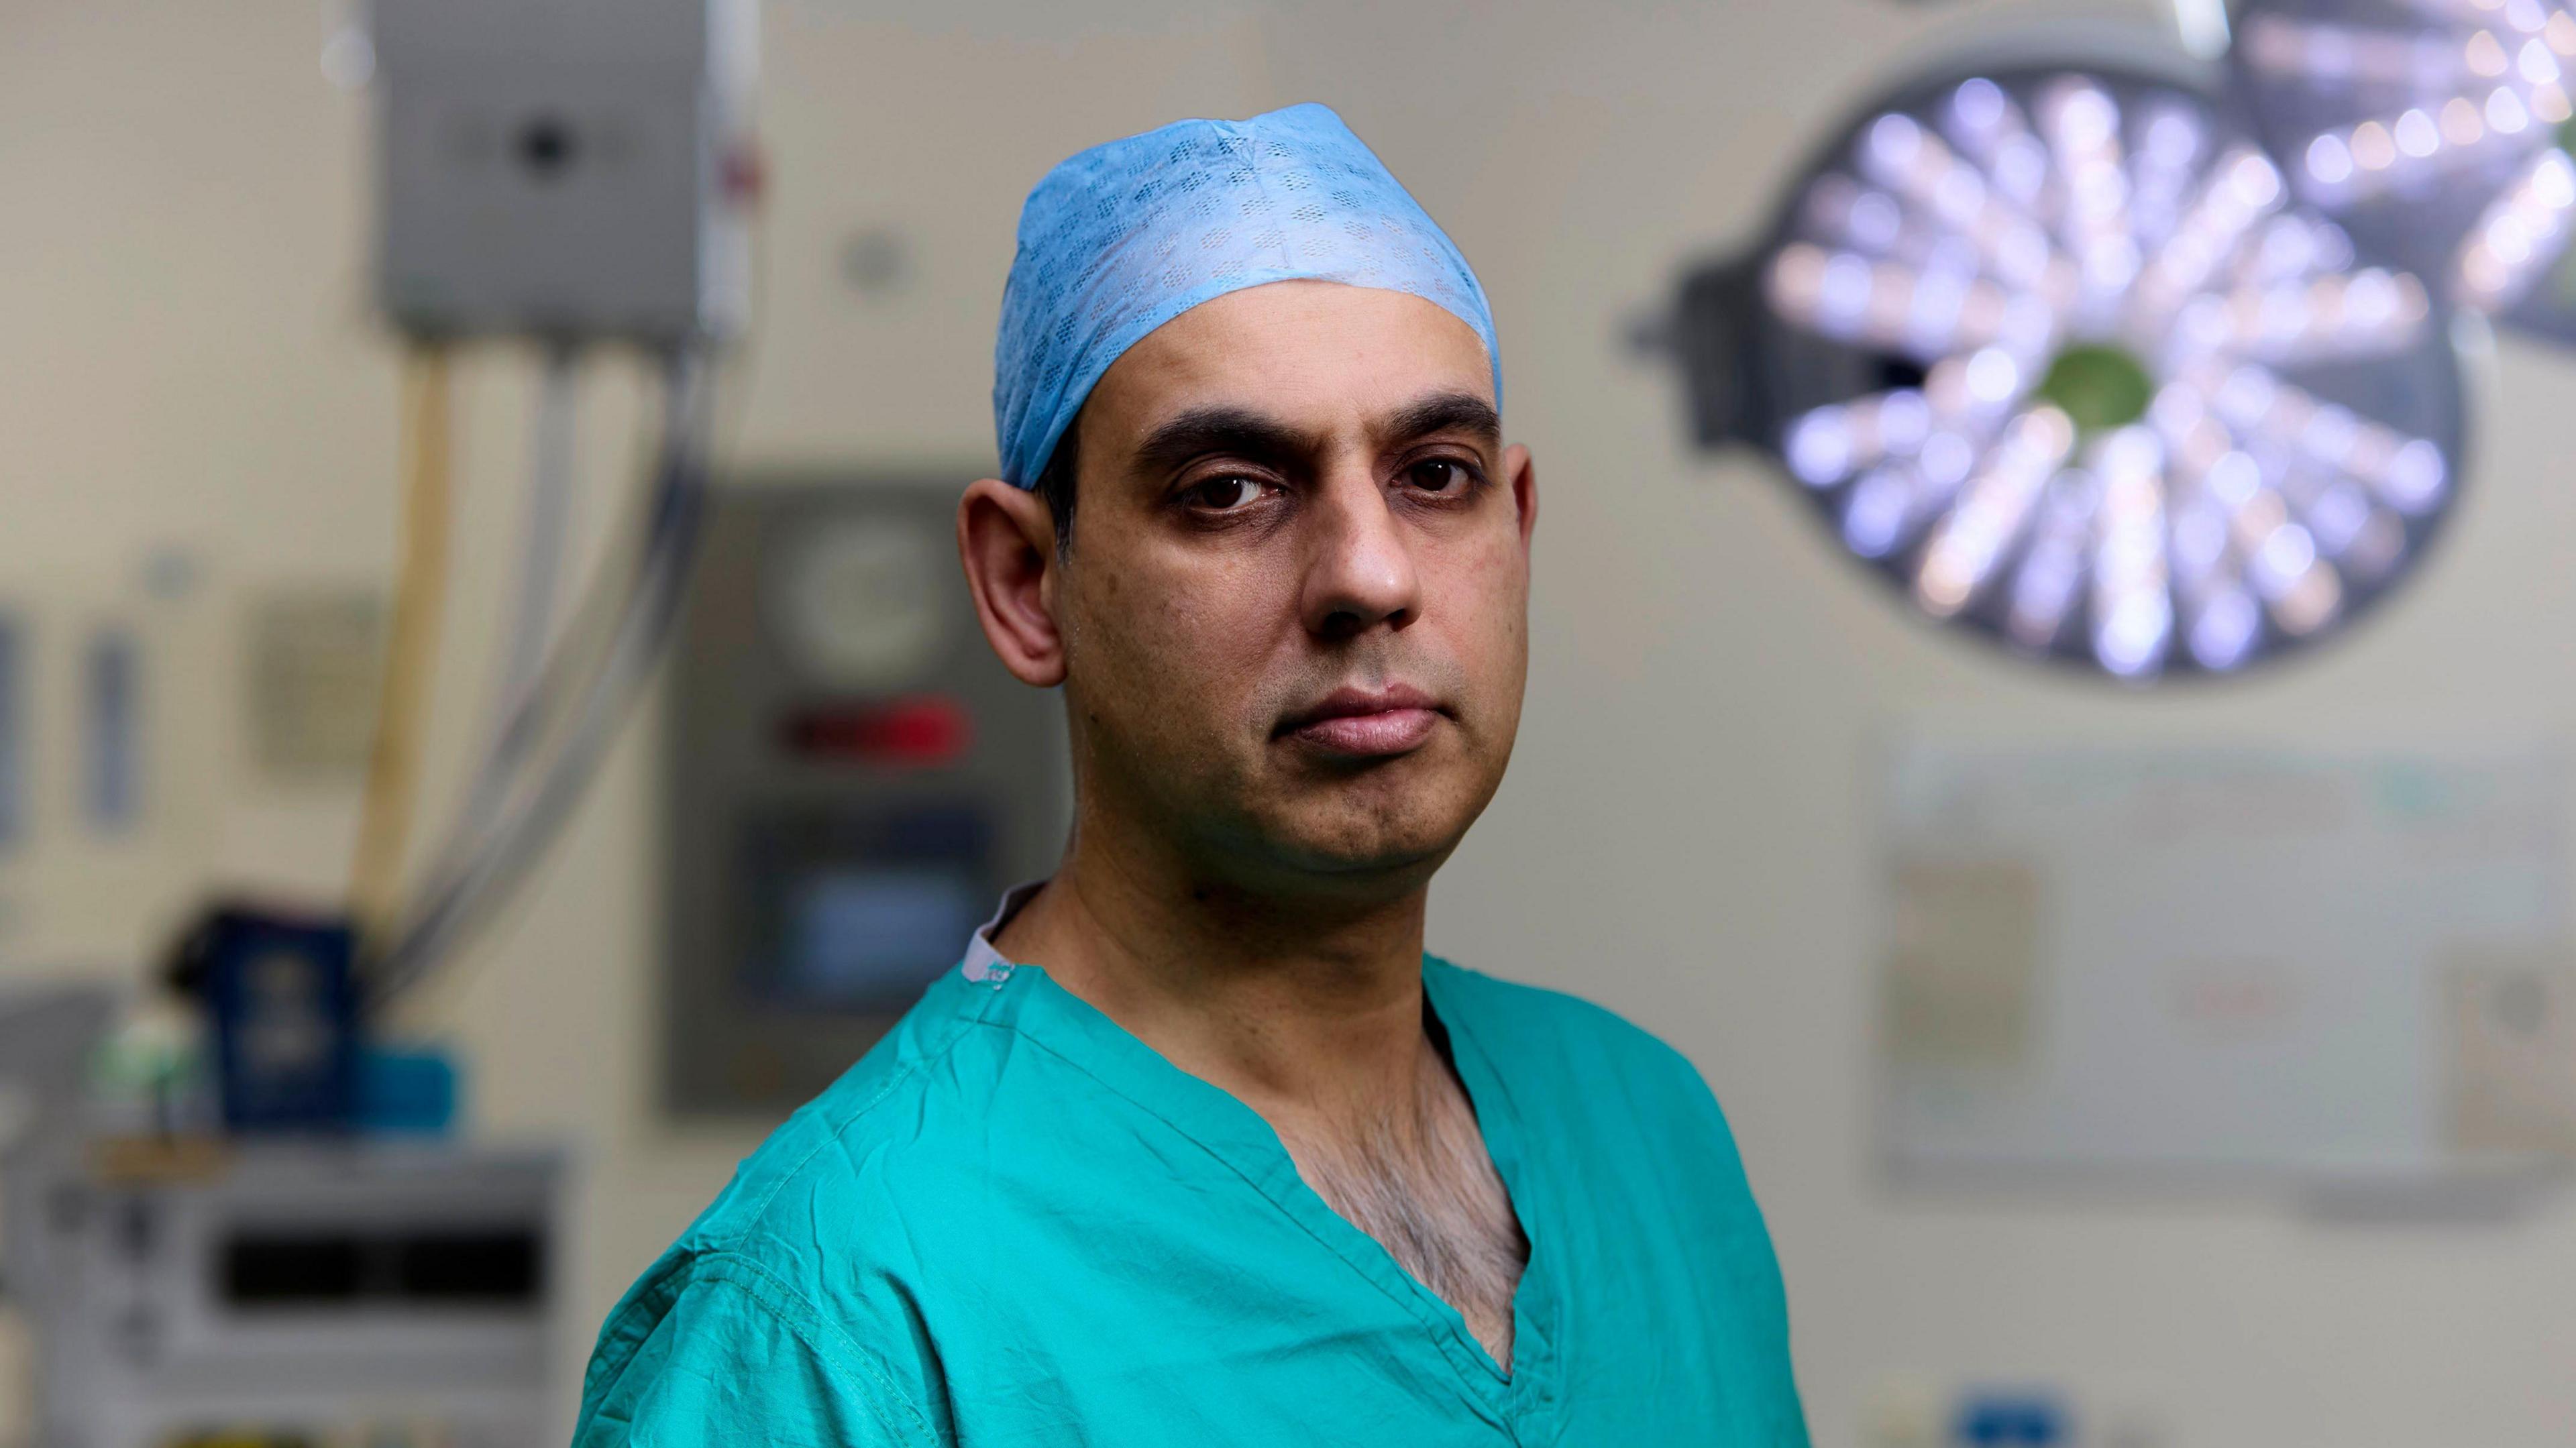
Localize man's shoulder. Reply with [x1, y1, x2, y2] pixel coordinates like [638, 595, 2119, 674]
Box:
[580, 978, 1020, 1443]
[1424, 954, 1707, 1088]
[608, 973, 1058, 1343]
[1424, 954, 1752, 1170]
[1426, 956, 1777, 1276]
[676, 978, 1022, 1264]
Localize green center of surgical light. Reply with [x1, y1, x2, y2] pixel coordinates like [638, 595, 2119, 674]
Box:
[2035, 343, 2153, 437]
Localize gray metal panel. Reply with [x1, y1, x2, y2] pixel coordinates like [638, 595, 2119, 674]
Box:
[0, 985, 119, 1342]
[662, 477, 1071, 1120]
[372, 0, 751, 340]
[25, 1142, 565, 1448]
[372, 0, 715, 71]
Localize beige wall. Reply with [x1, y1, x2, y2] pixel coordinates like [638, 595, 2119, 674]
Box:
[7, 1, 2576, 1443]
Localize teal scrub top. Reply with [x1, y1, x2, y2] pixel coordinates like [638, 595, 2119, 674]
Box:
[574, 953, 1809, 1446]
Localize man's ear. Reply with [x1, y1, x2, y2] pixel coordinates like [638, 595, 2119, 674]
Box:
[1503, 442, 1538, 549]
[957, 477, 1068, 687]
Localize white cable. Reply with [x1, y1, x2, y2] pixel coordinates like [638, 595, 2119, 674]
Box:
[367, 345, 714, 1008]
[453, 341, 584, 855]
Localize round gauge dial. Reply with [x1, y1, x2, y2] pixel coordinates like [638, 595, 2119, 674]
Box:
[768, 513, 951, 689]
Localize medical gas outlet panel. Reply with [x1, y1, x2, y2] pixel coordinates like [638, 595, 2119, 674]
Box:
[661, 479, 1071, 1118]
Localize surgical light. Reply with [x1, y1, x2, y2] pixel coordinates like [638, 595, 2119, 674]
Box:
[1647, 54, 2469, 680]
[2233, 0, 2576, 335]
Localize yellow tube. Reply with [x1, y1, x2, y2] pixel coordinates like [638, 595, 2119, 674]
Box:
[352, 343, 454, 945]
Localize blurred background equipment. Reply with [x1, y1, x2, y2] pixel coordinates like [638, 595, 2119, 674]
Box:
[374, 0, 755, 342]
[358, 343, 718, 1011]
[358, 0, 755, 1002]
[2233, 0, 2576, 339]
[0, 0, 753, 1443]
[1, 993, 564, 1448]
[661, 478, 1070, 1117]
[1644, 44, 2470, 680]
[40, 1144, 561, 1448]
[0, 987, 120, 1361]
[181, 908, 361, 1136]
[1880, 735, 2575, 1202]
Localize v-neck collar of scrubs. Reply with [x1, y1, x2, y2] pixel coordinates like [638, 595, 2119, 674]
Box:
[941, 951, 1564, 1423]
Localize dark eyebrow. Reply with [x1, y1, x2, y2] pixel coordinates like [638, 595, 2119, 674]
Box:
[1130, 406, 1329, 480]
[1126, 390, 1501, 482]
[1375, 390, 1500, 451]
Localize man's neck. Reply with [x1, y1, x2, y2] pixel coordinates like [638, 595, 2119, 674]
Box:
[989, 828, 1434, 1123]
[993, 816, 1527, 1371]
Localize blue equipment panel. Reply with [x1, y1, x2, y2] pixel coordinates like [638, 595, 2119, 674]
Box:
[196, 909, 360, 1133]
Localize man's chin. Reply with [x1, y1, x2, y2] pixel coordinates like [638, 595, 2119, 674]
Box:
[1252, 805, 1474, 886]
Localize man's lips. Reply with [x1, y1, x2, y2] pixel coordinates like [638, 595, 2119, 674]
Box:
[1278, 685, 1445, 758]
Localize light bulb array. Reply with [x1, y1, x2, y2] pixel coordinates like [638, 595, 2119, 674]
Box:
[2238, 0, 2576, 327]
[1662, 61, 2470, 680]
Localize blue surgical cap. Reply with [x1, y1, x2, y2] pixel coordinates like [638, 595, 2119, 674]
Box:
[993, 102, 1501, 490]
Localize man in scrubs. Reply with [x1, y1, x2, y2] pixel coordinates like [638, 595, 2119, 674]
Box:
[575, 103, 1808, 1445]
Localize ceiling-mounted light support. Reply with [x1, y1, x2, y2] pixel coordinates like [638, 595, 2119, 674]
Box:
[1644, 50, 2469, 681]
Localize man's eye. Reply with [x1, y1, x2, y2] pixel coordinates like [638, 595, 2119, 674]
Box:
[1405, 459, 1476, 494]
[1188, 476, 1271, 510]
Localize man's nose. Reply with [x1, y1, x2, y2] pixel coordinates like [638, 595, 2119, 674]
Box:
[1299, 466, 1421, 641]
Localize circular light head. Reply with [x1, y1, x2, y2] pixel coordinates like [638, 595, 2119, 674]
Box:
[2234, 0, 2576, 338]
[1707, 59, 2466, 680]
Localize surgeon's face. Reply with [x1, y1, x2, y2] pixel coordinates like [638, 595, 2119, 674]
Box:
[1045, 281, 1535, 899]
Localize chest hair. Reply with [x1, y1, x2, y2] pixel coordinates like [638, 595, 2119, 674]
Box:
[1280, 1052, 1528, 1370]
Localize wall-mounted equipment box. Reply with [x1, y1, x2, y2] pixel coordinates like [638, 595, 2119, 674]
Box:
[372, 0, 757, 341]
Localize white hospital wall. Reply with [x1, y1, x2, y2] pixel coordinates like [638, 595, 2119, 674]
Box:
[4, 1, 2574, 1443]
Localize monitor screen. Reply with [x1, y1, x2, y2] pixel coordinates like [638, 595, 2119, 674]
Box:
[777, 866, 985, 1005]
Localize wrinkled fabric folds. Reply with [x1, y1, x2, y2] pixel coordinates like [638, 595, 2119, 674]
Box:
[574, 949, 1809, 1446]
